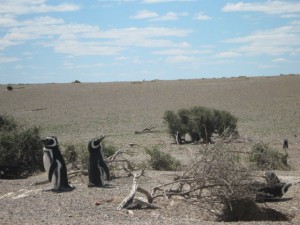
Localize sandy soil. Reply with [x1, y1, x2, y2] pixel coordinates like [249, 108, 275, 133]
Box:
[0, 75, 300, 224]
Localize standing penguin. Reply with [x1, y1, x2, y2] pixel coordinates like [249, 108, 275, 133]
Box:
[42, 136, 74, 192]
[88, 136, 110, 187]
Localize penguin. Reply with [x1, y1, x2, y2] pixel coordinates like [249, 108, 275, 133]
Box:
[283, 139, 289, 149]
[255, 171, 292, 201]
[42, 136, 74, 192]
[258, 182, 292, 198]
[88, 135, 110, 187]
[263, 171, 281, 185]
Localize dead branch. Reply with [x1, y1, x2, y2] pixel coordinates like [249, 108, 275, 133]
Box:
[106, 149, 124, 162]
[117, 170, 160, 210]
[117, 170, 145, 210]
[135, 126, 157, 134]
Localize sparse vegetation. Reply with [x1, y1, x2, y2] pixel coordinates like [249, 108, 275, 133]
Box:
[0, 76, 299, 223]
[64, 144, 78, 169]
[0, 115, 43, 178]
[102, 142, 117, 158]
[163, 106, 238, 144]
[145, 145, 181, 171]
[249, 142, 290, 170]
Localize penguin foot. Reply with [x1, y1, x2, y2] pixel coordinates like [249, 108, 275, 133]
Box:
[48, 185, 75, 193]
[88, 183, 97, 187]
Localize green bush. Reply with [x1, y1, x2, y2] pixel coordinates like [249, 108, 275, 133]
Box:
[0, 115, 43, 178]
[145, 146, 181, 171]
[250, 143, 290, 170]
[102, 142, 117, 158]
[213, 109, 238, 136]
[64, 144, 78, 169]
[163, 106, 238, 144]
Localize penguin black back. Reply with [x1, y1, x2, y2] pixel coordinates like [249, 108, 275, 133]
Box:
[88, 136, 110, 187]
[42, 136, 73, 191]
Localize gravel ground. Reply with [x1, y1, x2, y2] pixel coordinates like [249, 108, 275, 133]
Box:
[1, 168, 300, 225]
[1, 76, 300, 224]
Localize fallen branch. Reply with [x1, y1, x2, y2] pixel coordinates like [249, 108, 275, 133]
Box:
[135, 126, 157, 134]
[117, 170, 160, 210]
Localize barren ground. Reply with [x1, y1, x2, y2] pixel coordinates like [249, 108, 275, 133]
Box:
[0, 75, 300, 224]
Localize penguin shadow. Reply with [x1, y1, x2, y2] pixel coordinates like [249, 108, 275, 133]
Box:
[256, 197, 293, 203]
[42, 185, 76, 193]
[87, 183, 115, 189]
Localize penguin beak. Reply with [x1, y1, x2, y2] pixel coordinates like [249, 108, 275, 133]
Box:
[98, 135, 106, 142]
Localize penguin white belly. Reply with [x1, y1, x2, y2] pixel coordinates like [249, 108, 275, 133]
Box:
[53, 160, 62, 190]
[43, 148, 53, 171]
[43, 148, 56, 187]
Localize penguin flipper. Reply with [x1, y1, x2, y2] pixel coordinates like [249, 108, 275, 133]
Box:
[48, 161, 58, 182]
[99, 161, 110, 181]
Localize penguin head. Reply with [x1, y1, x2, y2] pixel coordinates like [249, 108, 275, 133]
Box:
[88, 135, 106, 153]
[42, 136, 59, 148]
[282, 183, 292, 195]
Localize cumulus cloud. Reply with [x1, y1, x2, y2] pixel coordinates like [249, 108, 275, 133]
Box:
[1, 14, 192, 56]
[166, 55, 197, 63]
[218, 22, 300, 57]
[222, 1, 300, 15]
[130, 10, 158, 19]
[194, 12, 211, 20]
[131, 10, 185, 21]
[0, 55, 19, 63]
[142, 0, 195, 3]
[0, 0, 80, 15]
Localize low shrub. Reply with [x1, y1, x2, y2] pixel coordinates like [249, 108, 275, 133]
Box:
[64, 144, 79, 169]
[0, 115, 43, 178]
[145, 146, 181, 171]
[102, 142, 117, 158]
[250, 143, 290, 170]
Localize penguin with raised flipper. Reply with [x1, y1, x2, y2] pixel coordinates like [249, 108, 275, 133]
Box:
[88, 135, 110, 187]
[42, 136, 74, 192]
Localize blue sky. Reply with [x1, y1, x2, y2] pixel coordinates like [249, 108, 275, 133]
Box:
[0, 0, 299, 83]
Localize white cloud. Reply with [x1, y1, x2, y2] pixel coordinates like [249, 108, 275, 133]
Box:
[131, 10, 184, 21]
[222, 1, 300, 15]
[153, 12, 178, 21]
[194, 12, 211, 20]
[220, 22, 300, 56]
[0, 0, 80, 15]
[130, 10, 158, 19]
[216, 51, 241, 58]
[142, 0, 195, 3]
[0, 1, 193, 59]
[0, 15, 18, 27]
[272, 57, 288, 63]
[154, 48, 211, 55]
[53, 40, 124, 56]
[0, 55, 19, 63]
[166, 55, 197, 63]
[2, 14, 192, 56]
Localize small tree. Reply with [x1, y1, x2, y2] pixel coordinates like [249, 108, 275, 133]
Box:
[163, 106, 238, 144]
[163, 110, 187, 144]
[213, 109, 238, 136]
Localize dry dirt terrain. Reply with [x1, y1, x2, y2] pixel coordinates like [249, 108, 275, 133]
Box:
[0, 75, 300, 224]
